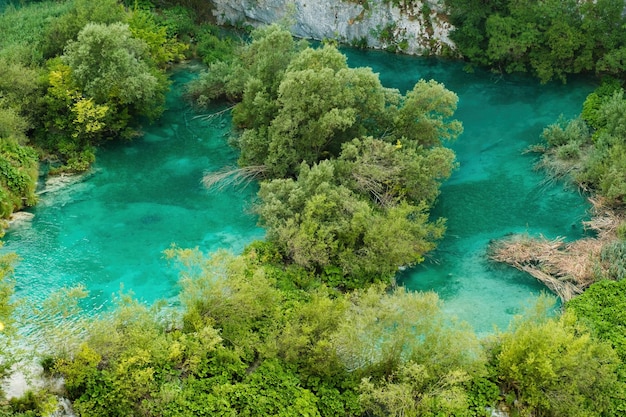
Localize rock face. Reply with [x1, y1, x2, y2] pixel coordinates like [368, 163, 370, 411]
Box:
[211, 0, 456, 55]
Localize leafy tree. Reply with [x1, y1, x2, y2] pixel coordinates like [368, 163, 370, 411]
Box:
[447, 0, 626, 82]
[187, 24, 303, 107]
[127, 8, 188, 69]
[343, 287, 485, 416]
[35, 21, 172, 171]
[567, 280, 626, 361]
[257, 161, 446, 287]
[336, 137, 455, 206]
[259, 51, 388, 177]
[333, 286, 483, 377]
[392, 79, 463, 147]
[170, 248, 284, 362]
[538, 85, 626, 206]
[231, 41, 461, 178]
[491, 296, 624, 417]
[0, 0, 74, 65]
[196, 25, 460, 288]
[63, 22, 166, 118]
[41, 0, 127, 59]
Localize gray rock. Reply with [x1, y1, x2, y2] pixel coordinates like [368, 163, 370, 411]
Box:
[211, 0, 456, 55]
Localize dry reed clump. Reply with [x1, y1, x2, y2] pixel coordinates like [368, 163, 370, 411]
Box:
[490, 197, 625, 301]
[202, 165, 267, 191]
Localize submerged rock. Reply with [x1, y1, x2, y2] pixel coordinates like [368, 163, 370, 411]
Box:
[7, 211, 35, 227]
[2, 363, 77, 417]
[39, 171, 95, 196]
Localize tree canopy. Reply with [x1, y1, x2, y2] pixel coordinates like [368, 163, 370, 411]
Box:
[193, 24, 462, 287]
[447, 0, 626, 82]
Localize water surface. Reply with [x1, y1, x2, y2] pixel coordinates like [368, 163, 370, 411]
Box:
[3, 65, 264, 310]
[3, 53, 595, 333]
[344, 49, 593, 331]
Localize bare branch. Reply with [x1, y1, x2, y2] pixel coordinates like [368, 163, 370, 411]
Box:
[202, 165, 267, 191]
[193, 105, 236, 122]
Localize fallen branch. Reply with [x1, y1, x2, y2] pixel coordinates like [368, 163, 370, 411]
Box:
[202, 165, 267, 191]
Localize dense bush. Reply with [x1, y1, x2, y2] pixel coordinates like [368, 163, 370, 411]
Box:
[43, 250, 626, 417]
[537, 81, 626, 206]
[491, 306, 623, 416]
[447, 0, 626, 82]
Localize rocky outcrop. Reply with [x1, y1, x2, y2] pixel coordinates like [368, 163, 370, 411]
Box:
[211, 0, 456, 55]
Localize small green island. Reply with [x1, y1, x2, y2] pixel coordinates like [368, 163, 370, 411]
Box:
[1, 0, 626, 416]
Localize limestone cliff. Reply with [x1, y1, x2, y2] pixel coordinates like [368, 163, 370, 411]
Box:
[210, 0, 455, 55]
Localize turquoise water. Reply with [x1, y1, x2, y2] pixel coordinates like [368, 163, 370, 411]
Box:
[344, 49, 593, 331]
[3, 53, 594, 333]
[3, 65, 264, 311]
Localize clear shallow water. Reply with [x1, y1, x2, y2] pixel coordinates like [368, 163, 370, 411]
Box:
[3, 53, 595, 333]
[3, 65, 264, 311]
[343, 49, 594, 332]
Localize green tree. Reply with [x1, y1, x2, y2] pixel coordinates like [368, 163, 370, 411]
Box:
[257, 161, 446, 287]
[36, 21, 171, 171]
[448, 0, 626, 82]
[340, 287, 485, 416]
[491, 296, 624, 417]
[41, 0, 126, 59]
[171, 248, 284, 362]
[63, 22, 166, 118]
[567, 279, 626, 361]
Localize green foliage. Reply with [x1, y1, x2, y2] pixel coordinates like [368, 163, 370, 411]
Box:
[581, 77, 622, 130]
[334, 287, 483, 378]
[1, 390, 59, 417]
[35, 19, 173, 171]
[0, 1, 74, 65]
[0, 59, 41, 117]
[0, 137, 39, 218]
[567, 281, 626, 413]
[598, 241, 626, 281]
[447, 0, 626, 82]
[393, 79, 463, 147]
[360, 364, 472, 417]
[491, 296, 624, 417]
[465, 376, 500, 417]
[127, 8, 188, 68]
[257, 161, 446, 287]
[194, 25, 460, 289]
[63, 22, 165, 115]
[155, 6, 197, 40]
[170, 248, 283, 361]
[0, 249, 17, 381]
[41, 0, 126, 59]
[194, 24, 237, 66]
[48, 247, 626, 417]
[539, 86, 626, 205]
[567, 280, 626, 361]
[349, 287, 486, 416]
[617, 221, 626, 240]
[186, 23, 302, 108]
[230, 41, 460, 178]
[577, 90, 626, 204]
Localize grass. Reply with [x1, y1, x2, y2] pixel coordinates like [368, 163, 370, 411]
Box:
[0, 0, 74, 64]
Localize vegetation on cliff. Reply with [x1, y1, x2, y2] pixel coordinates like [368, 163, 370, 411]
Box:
[447, 0, 626, 83]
